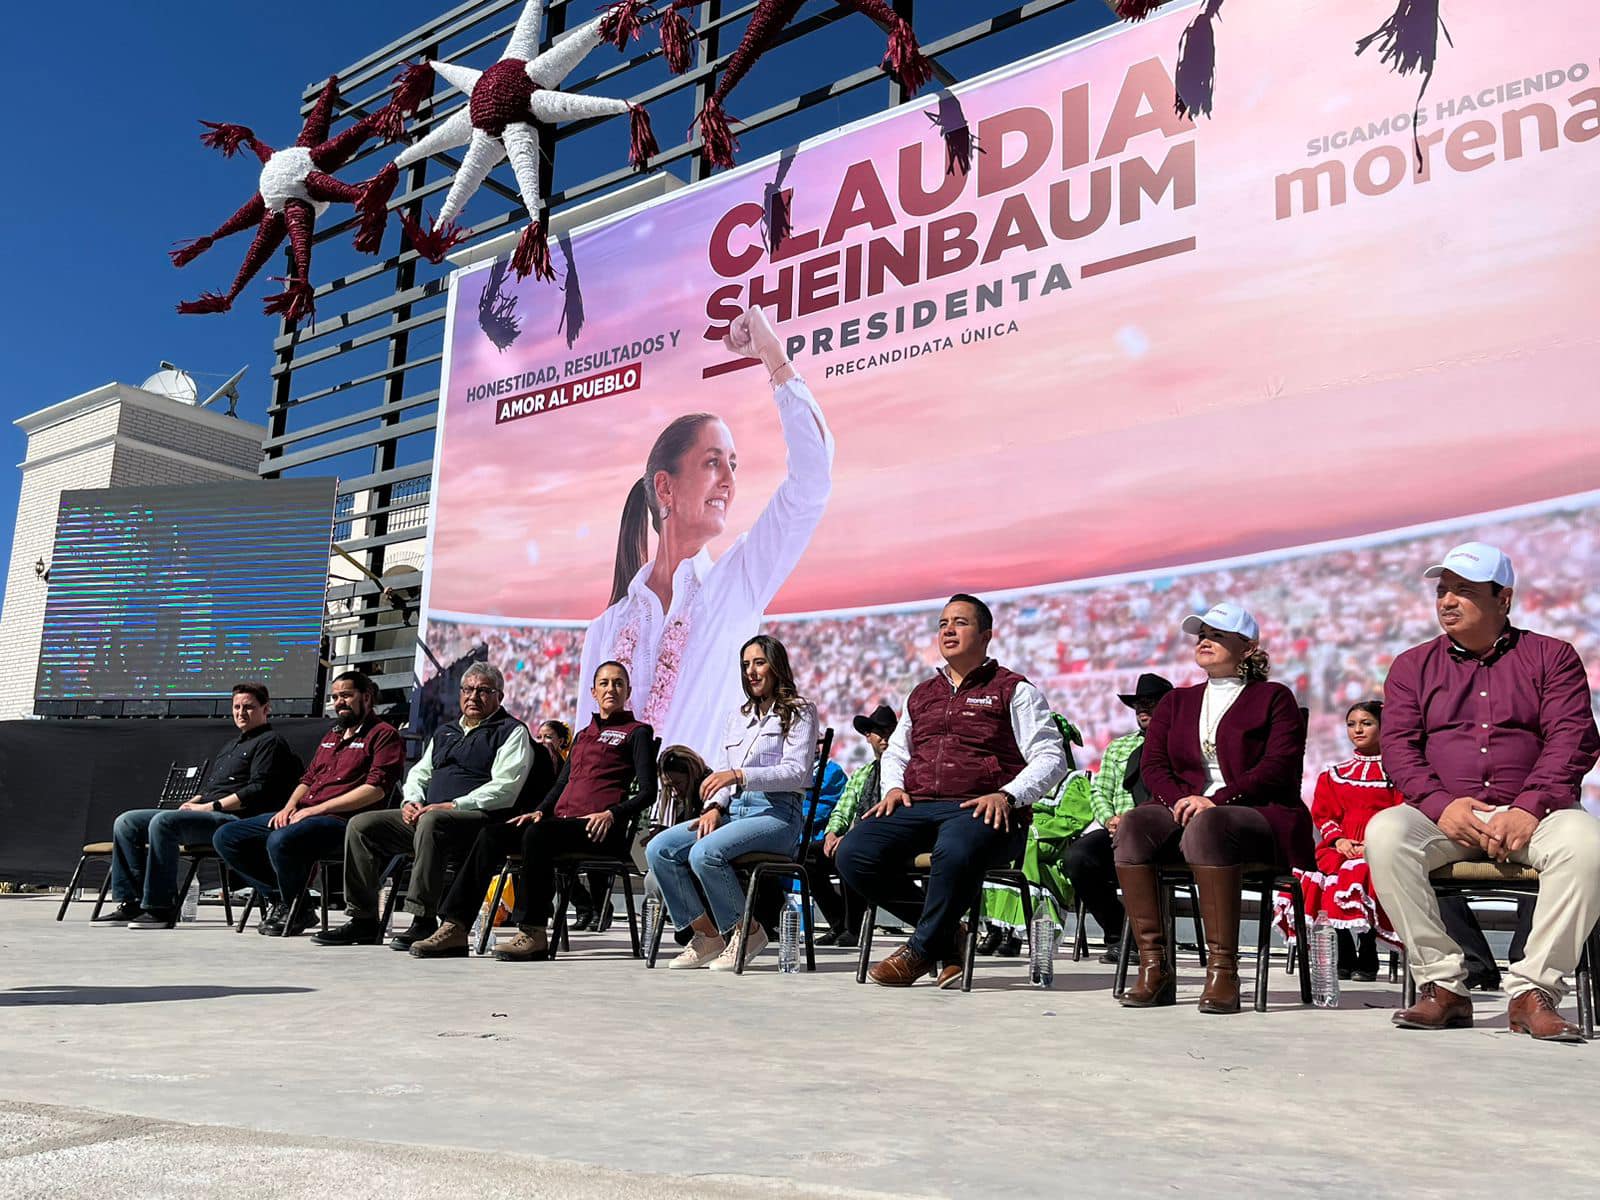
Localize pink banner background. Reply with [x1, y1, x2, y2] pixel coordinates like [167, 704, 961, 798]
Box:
[426, 0, 1599, 623]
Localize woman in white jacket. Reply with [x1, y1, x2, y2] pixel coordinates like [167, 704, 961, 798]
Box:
[576, 307, 833, 763]
[645, 634, 819, 972]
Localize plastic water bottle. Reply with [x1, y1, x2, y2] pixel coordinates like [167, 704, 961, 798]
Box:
[469, 902, 489, 955]
[641, 894, 664, 950]
[1029, 901, 1056, 988]
[1309, 914, 1339, 1008]
[180, 877, 199, 923]
[778, 895, 802, 974]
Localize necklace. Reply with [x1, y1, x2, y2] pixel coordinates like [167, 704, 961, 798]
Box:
[1200, 682, 1236, 760]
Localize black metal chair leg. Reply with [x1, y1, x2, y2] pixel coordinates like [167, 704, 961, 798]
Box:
[1113, 920, 1133, 998]
[375, 856, 406, 939]
[961, 892, 982, 992]
[1291, 886, 1313, 1005]
[283, 865, 314, 937]
[1576, 941, 1593, 1041]
[1189, 882, 1207, 969]
[1072, 899, 1088, 962]
[236, 890, 256, 934]
[622, 873, 642, 959]
[1286, 941, 1298, 976]
[549, 875, 570, 962]
[856, 906, 877, 983]
[57, 855, 90, 921]
[481, 864, 512, 955]
[733, 866, 763, 976]
[1589, 928, 1600, 1026]
[1018, 881, 1036, 966]
[798, 869, 816, 972]
[320, 862, 334, 934]
[1254, 882, 1272, 1013]
[1388, 949, 1400, 984]
[219, 863, 234, 927]
[90, 868, 114, 921]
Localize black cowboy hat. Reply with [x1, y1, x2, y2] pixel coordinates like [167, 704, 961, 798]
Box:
[852, 703, 897, 737]
[1117, 673, 1174, 709]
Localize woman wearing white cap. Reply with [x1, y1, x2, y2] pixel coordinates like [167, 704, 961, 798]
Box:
[1113, 602, 1313, 1014]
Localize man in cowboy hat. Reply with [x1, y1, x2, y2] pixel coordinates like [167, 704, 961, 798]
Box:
[816, 704, 898, 946]
[1076, 673, 1173, 960]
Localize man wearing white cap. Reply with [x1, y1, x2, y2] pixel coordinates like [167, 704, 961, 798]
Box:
[1367, 541, 1600, 1041]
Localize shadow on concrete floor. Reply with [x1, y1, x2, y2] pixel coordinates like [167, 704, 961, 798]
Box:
[1, 985, 315, 1006]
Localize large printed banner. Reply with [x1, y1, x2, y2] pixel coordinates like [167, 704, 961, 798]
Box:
[420, 1, 1600, 793]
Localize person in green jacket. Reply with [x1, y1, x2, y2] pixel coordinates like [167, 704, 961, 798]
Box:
[1078, 673, 1173, 961]
[977, 713, 1094, 954]
[819, 704, 897, 947]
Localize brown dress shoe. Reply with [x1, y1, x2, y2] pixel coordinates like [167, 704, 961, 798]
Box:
[494, 929, 549, 962]
[868, 944, 935, 987]
[1392, 982, 1473, 1029]
[409, 920, 470, 959]
[1508, 987, 1585, 1043]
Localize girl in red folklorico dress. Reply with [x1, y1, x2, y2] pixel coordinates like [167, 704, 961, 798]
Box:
[1277, 701, 1402, 981]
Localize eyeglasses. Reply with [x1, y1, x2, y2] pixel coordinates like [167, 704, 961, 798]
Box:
[459, 685, 500, 697]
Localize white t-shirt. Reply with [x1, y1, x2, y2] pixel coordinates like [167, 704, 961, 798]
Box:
[576, 377, 834, 761]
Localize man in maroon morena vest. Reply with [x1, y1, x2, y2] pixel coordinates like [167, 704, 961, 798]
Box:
[414, 660, 657, 961]
[837, 595, 1068, 988]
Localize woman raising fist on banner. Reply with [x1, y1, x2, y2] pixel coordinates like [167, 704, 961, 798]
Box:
[575, 308, 834, 762]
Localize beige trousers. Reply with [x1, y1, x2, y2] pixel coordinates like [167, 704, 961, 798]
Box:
[1365, 804, 1600, 1001]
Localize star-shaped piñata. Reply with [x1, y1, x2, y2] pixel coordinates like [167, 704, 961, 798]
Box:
[172, 66, 432, 322]
[392, 0, 657, 281]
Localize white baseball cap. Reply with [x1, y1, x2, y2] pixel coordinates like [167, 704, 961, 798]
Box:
[1181, 602, 1260, 642]
[1423, 541, 1515, 589]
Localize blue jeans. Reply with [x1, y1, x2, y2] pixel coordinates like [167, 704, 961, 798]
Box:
[212, 812, 348, 906]
[111, 808, 238, 911]
[645, 791, 804, 933]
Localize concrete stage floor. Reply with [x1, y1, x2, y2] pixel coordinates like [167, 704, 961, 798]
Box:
[1, 894, 1594, 1198]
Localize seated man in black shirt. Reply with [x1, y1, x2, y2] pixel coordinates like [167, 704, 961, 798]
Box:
[99, 682, 301, 929]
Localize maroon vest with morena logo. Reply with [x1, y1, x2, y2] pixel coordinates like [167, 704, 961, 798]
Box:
[902, 659, 1029, 803]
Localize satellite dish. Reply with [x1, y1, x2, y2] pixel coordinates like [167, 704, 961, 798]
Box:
[139, 368, 200, 404]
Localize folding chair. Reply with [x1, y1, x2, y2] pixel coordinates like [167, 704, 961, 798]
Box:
[852, 854, 1037, 993]
[644, 729, 836, 970]
[1403, 861, 1599, 1039]
[57, 760, 228, 922]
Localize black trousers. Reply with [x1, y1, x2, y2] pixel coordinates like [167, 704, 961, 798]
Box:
[835, 800, 1026, 961]
[1336, 929, 1379, 975]
[1439, 894, 1535, 979]
[1062, 827, 1124, 942]
[438, 817, 629, 931]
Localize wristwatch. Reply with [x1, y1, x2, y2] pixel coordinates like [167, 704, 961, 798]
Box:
[211, 800, 225, 812]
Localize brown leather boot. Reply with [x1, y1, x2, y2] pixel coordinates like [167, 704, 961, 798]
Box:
[1115, 864, 1174, 1007]
[1192, 865, 1242, 1015]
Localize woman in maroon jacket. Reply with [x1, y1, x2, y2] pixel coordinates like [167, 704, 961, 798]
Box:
[1114, 602, 1312, 1014]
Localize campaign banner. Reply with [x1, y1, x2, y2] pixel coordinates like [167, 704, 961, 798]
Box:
[419, 0, 1600, 795]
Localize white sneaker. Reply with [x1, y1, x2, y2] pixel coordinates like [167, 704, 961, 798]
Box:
[710, 925, 769, 972]
[668, 932, 726, 969]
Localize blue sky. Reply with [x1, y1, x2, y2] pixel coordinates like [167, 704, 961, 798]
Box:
[0, 1, 1113, 623]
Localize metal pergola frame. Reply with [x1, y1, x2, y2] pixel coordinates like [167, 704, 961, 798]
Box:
[261, 0, 1102, 698]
